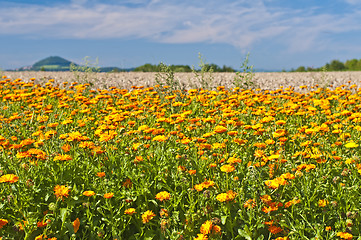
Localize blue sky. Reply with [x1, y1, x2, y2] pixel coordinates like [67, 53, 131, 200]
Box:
[1, 0, 361, 71]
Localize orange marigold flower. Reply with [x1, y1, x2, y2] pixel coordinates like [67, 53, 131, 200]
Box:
[244, 199, 256, 209]
[142, 210, 156, 223]
[220, 164, 235, 173]
[285, 199, 301, 208]
[268, 225, 283, 234]
[97, 172, 106, 178]
[200, 220, 213, 235]
[73, 218, 80, 233]
[213, 125, 227, 134]
[37, 219, 50, 228]
[216, 190, 237, 202]
[0, 174, 19, 183]
[152, 135, 168, 142]
[54, 154, 72, 161]
[194, 233, 208, 240]
[124, 208, 136, 215]
[155, 191, 171, 202]
[159, 208, 169, 218]
[20, 138, 35, 147]
[54, 185, 70, 200]
[83, 191, 95, 197]
[212, 225, 222, 235]
[61, 144, 71, 152]
[0, 219, 8, 229]
[104, 192, 114, 199]
[318, 199, 328, 207]
[337, 232, 353, 240]
[216, 193, 229, 202]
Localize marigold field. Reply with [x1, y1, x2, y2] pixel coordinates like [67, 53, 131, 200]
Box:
[1, 76, 361, 240]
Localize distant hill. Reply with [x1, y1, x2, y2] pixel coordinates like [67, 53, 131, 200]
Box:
[15, 56, 132, 72]
[32, 56, 76, 71]
[16, 56, 76, 71]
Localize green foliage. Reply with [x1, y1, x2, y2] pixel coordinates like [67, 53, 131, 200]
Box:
[292, 58, 361, 72]
[192, 53, 214, 90]
[134, 62, 234, 73]
[155, 62, 185, 94]
[70, 56, 100, 84]
[134, 63, 193, 72]
[233, 53, 256, 89]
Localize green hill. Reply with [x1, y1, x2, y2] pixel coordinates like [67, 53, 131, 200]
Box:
[30, 56, 77, 71]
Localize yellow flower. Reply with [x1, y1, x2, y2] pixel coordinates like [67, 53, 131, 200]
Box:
[155, 191, 171, 202]
[83, 191, 95, 197]
[54, 154, 72, 161]
[318, 199, 328, 207]
[124, 208, 136, 215]
[54, 185, 70, 200]
[213, 125, 227, 134]
[152, 135, 168, 142]
[0, 174, 19, 183]
[337, 232, 353, 240]
[194, 234, 208, 240]
[200, 220, 213, 235]
[220, 164, 235, 173]
[142, 210, 156, 223]
[345, 141, 358, 148]
[216, 190, 237, 202]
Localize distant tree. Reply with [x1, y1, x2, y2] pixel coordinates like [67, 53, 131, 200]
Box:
[221, 65, 236, 72]
[356, 59, 361, 71]
[345, 59, 358, 70]
[134, 64, 160, 72]
[328, 60, 346, 71]
[296, 66, 306, 72]
[170, 65, 192, 72]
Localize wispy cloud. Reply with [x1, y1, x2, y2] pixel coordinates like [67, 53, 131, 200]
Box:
[0, 0, 360, 52]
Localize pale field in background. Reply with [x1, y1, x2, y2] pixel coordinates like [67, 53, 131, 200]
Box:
[3, 71, 361, 91]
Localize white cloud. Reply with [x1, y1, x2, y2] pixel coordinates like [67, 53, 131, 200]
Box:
[344, 0, 361, 4]
[0, 0, 360, 52]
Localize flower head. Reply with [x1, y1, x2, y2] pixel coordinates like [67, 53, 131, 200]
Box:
[73, 218, 80, 233]
[104, 192, 114, 199]
[142, 210, 156, 223]
[0, 174, 19, 183]
[220, 164, 235, 173]
[155, 191, 171, 202]
[124, 208, 136, 215]
[200, 220, 213, 235]
[54, 185, 70, 200]
[0, 219, 8, 229]
[83, 191, 95, 197]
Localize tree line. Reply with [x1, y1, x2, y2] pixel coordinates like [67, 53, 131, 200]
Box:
[291, 59, 361, 72]
[133, 63, 236, 72]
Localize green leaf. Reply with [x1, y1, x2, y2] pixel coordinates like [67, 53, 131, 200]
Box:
[60, 208, 68, 223]
[221, 215, 227, 225]
[257, 235, 265, 240]
[238, 229, 252, 240]
[144, 230, 156, 240]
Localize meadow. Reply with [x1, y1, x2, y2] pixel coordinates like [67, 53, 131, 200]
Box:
[1, 74, 361, 240]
